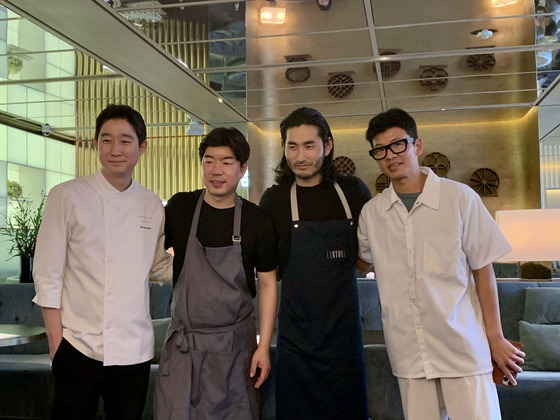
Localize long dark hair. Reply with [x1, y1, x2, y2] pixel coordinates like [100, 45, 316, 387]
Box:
[274, 107, 337, 186]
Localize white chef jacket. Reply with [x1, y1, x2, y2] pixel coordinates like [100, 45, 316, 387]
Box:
[358, 167, 511, 379]
[33, 170, 172, 366]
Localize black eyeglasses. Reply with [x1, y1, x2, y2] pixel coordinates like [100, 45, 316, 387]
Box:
[369, 137, 415, 160]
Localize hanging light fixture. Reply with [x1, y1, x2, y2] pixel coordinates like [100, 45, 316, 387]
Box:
[477, 29, 494, 39]
[260, 7, 286, 24]
[491, 0, 518, 7]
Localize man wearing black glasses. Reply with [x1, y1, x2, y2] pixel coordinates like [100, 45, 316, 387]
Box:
[357, 108, 524, 420]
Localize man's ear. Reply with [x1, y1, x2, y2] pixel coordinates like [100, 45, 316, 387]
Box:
[140, 140, 148, 155]
[240, 161, 248, 178]
[324, 137, 333, 156]
[414, 138, 423, 156]
[93, 138, 99, 151]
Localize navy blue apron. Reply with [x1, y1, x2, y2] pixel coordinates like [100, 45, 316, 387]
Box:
[275, 182, 368, 420]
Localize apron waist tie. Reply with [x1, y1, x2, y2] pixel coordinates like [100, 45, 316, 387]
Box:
[174, 312, 254, 353]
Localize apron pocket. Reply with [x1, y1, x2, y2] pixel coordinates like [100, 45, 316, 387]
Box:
[189, 348, 253, 413]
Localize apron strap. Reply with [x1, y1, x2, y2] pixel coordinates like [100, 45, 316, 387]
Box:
[333, 182, 352, 220]
[190, 190, 243, 243]
[290, 182, 352, 221]
[290, 183, 299, 221]
[189, 190, 206, 240]
[232, 195, 242, 243]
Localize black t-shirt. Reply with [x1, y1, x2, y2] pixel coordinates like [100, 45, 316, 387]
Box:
[165, 189, 278, 297]
[259, 175, 372, 278]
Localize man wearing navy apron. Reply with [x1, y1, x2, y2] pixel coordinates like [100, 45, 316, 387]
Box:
[259, 107, 371, 419]
[155, 127, 278, 420]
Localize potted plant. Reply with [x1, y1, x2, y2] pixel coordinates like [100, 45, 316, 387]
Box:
[7, 180, 23, 199]
[0, 194, 46, 283]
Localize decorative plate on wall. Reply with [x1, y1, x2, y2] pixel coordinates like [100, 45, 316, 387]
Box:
[327, 72, 355, 98]
[422, 152, 450, 177]
[373, 50, 401, 79]
[466, 54, 496, 71]
[285, 54, 311, 83]
[375, 173, 390, 193]
[333, 156, 356, 176]
[419, 66, 448, 92]
[470, 168, 499, 197]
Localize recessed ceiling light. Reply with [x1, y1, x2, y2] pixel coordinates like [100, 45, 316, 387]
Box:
[491, 0, 518, 7]
[470, 28, 498, 39]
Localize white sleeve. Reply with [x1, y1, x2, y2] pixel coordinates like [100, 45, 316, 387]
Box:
[149, 211, 173, 283]
[461, 189, 512, 270]
[32, 186, 69, 309]
[358, 205, 374, 264]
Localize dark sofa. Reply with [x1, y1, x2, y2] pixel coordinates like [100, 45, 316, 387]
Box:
[0, 282, 173, 420]
[1, 279, 560, 420]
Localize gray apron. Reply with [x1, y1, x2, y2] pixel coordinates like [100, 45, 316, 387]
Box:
[155, 191, 259, 420]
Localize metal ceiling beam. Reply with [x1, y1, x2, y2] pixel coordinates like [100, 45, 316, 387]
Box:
[193, 42, 554, 74]
[0, 110, 75, 144]
[245, 102, 534, 124]
[363, 0, 387, 111]
[0, 0, 247, 127]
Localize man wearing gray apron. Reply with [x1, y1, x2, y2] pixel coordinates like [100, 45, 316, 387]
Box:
[155, 128, 278, 420]
[260, 107, 371, 419]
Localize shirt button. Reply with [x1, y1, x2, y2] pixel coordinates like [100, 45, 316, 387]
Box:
[411, 298, 416, 304]
[416, 325, 421, 329]
[408, 249, 412, 253]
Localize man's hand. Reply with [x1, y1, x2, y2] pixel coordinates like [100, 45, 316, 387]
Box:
[41, 307, 63, 361]
[250, 345, 271, 389]
[47, 334, 63, 361]
[489, 337, 525, 386]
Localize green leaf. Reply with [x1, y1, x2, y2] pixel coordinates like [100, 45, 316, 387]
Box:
[0, 194, 46, 260]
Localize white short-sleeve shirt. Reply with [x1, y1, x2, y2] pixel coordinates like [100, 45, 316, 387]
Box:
[358, 167, 511, 379]
[33, 170, 171, 366]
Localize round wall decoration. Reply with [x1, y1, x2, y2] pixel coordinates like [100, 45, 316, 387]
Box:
[419, 67, 448, 92]
[469, 168, 499, 197]
[422, 152, 450, 177]
[373, 51, 401, 79]
[333, 156, 356, 176]
[327, 72, 355, 98]
[285, 66, 311, 83]
[466, 54, 496, 72]
[375, 173, 390, 193]
[285, 55, 311, 83]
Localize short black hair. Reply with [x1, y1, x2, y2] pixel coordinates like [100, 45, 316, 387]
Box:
[365, 108, 418, 147]
[274, 106, 336, 186]
[95, 104, 147, 145]
[198, 127, 250, 164]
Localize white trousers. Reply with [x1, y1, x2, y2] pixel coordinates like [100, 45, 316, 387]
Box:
[397, 373, 501, 420]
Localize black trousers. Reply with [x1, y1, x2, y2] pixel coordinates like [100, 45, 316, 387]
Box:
[51, 338, 151, 420]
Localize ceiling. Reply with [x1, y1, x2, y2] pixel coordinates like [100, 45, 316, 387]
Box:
[1, 0, 560, 135]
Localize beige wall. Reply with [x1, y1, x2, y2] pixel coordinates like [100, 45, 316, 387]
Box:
[247, 123, 282, 203]
[247, 108, 541, 217]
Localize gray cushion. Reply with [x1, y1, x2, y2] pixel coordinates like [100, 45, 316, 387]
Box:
[524, 287, 560, 324]
[519, 321, 560, 371]
[152, 317, 171, 364]
[358, 279, 383, 331]
[497, 282, 539, 342]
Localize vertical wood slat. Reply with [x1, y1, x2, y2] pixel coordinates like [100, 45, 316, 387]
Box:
[74, 17, 208, 198]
